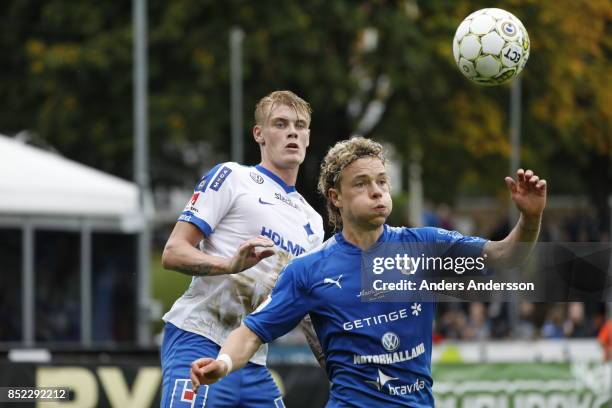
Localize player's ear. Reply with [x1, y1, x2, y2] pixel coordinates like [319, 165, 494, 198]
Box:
[253, 125, 265, 145]
[328, 188, 342, 209]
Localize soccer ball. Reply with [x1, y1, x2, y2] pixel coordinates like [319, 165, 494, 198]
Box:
[453, 8, 530, 86]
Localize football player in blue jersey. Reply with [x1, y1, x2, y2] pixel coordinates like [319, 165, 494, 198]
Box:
[190, 137, 547, 407]
[160, 91, 325, 407]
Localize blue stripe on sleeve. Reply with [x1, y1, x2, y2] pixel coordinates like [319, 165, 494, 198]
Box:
[196, 163, 223, 193]
[178, 212, 213, 236]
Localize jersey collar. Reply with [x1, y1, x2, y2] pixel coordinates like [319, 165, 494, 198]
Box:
[255, 165, 297, 194]
[334, 224, 390, 253]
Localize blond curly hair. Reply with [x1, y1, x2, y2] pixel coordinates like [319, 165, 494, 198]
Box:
[318, 137, 387, 230]
[254, 90, 311, 126]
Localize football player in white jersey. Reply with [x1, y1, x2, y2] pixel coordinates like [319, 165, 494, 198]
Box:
[159, 91, 325, 407]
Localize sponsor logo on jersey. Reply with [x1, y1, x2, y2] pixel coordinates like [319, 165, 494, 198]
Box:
[250, 172, 264, 184]
[274, 193, 298, 209]
[387, 379, 425, 396]
[342, 308, 411, 331]
[411, 302, 422, 316]
[196, 178, 207, 191]
[354, 342, 425, 365]
[261, 227, 305, 256]
[190, 193, 200, 206]
[365, 369, 397, 391]
[210, 166, 232, 191]
[381, 332, 400, 352]
[365, 370, 426, 396]
[258, 197, 274, 205]
[323, 274, 343, 289]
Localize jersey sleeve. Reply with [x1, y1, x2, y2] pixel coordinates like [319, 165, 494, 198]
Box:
[308, 214, 325, 249]
[177, 163, 236, 236]
[244, 261, 311, 343]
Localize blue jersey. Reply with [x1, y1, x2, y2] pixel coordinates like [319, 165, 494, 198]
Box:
[244, 225, 487, 407]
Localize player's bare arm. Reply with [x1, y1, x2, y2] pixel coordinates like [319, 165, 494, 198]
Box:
[190, 324, 262, 392]
[299, 315, 326, 370]
[162, 222, 276, 276]
[484, 168, 547, 268]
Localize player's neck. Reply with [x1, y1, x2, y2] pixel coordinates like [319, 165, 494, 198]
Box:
[341, 223, 384, 250]
[258, 161, 299, 186]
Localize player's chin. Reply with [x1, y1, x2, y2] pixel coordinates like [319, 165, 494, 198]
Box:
[279, 152, 304, 167]
[367, 213, 388, 227]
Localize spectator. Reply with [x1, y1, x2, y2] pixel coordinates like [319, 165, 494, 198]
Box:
[436, 306, 468, 340]
[564, 302, 597, 338]
[462, 302, 491, 340]
[437, 204, 454, 230]
[541, 304, 565, 339]
[515, 301, 537, 340]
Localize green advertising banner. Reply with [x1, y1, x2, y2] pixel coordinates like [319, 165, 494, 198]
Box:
[432, 362, 612, 408]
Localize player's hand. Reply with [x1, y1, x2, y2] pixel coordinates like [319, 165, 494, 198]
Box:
[190, 358, 228, 392]
[505, 169, 547, 222]
[227, 236, 275, 274]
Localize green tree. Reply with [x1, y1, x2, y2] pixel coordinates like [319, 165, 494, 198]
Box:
[1, 0, 609, 232]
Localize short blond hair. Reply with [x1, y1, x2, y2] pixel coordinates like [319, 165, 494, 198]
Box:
[318, 137, 386, 230]
[254, 90, 312, 126]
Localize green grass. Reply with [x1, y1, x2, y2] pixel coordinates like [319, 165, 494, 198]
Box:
[151, 250, 192, 333]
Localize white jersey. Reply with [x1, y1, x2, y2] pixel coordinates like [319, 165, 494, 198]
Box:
[163, 162, 324, 365]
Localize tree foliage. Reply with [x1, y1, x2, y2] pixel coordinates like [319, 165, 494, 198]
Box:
[0, 0, 609, 229]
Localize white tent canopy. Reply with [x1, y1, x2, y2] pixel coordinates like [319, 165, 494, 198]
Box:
[0, 134, 139, 218]
[0, 134, 147, 346]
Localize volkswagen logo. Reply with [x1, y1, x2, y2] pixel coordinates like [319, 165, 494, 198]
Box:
[381, 332, 400, 352]
[250, 172, 264, 184]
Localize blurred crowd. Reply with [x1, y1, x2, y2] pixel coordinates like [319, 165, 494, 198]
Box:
[433, 301, 606, 342]
[429, 205, 609, 341]
[0, 231, 136, 344]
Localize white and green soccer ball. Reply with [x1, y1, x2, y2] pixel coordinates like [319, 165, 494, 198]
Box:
[453, 8, 530, 86]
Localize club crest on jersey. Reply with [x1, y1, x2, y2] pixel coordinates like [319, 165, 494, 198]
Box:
[250, 172, 264, 184]
[261, 227, 305, 256]
[303, 223, 315, 236]
[210, 166, 232, 191]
